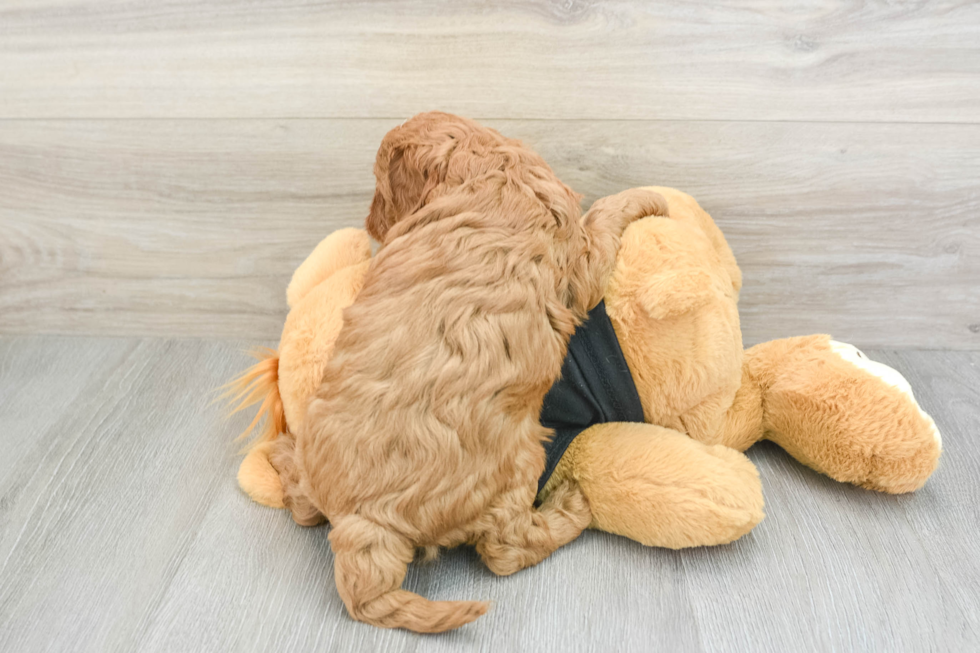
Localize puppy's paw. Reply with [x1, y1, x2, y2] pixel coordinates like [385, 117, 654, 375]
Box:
[624, 187, 669, 223]
[268, 434, 325, 526]
[544, 479, 592, 532]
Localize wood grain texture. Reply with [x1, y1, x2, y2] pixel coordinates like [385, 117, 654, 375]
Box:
[2, 119, 978, 347]
[1, 1, 978, 121]
[0, 337, 977, 652]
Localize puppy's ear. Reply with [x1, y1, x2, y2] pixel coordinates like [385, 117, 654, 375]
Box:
[366, 187, 395, 244]
[366, 130, 443, 243]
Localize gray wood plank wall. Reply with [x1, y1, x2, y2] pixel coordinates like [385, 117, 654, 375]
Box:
[1, 1, 978, 347]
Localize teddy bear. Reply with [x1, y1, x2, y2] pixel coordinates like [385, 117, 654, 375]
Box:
[225, 186, 942, 549]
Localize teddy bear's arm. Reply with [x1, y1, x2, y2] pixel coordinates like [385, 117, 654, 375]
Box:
[577, 188, 669, 310]
[612, 216, 728, 321]
[644, 186, 742, 295]
[286, 227, 372, 308]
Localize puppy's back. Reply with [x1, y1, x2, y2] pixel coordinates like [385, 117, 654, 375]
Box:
[305, 188, 576, 525]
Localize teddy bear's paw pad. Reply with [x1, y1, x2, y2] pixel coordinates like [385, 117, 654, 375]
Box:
[829, 340, 942, 449]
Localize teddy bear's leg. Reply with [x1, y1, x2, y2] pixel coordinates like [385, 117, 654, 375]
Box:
[745, 335, 941, 493]
[542, 423, 764, 549]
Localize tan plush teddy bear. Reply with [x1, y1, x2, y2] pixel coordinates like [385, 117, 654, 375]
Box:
[225, 187, 941, 549]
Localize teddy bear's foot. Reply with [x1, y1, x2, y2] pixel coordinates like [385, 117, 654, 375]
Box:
[237, 440, 286, 509]
[751, 336, 942, 494]
[826, 340, 941, 492]
[828, 341, 942, 449]
[543, 423, 764, 549]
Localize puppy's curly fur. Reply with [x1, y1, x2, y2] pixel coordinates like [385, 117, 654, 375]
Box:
[271, 112, 668, 633]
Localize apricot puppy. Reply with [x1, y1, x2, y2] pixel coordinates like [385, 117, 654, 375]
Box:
[270, 112, 668, 632]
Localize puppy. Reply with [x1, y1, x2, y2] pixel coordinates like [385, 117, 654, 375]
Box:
[271, 112, 667, 632]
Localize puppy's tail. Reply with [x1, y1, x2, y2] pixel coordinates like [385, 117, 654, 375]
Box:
[218, 347, 286, 446]
[330, 515, 489, 633]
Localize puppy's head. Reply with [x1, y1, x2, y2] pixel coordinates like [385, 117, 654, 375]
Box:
[366, 112, 504, 242]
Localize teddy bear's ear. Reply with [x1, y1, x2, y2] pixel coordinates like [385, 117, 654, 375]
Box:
[634, 268, 717, 320]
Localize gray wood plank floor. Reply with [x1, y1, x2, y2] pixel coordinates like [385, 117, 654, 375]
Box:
[0, 337, 976, 652]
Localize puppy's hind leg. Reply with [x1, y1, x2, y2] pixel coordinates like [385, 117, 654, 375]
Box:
[476, 480, 591, 577]
[268, 433, 324, 526]
[577, 188, 668, 310]
[329, 515, 489, 633]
